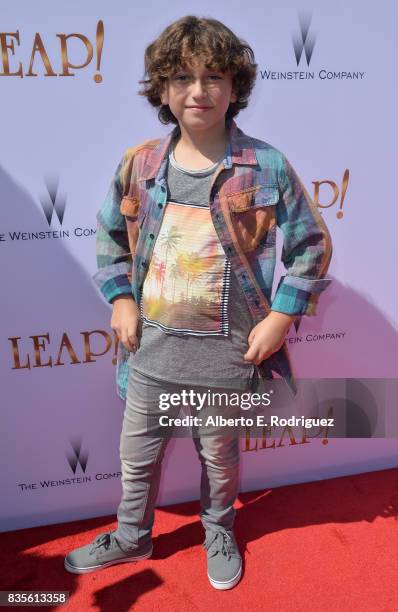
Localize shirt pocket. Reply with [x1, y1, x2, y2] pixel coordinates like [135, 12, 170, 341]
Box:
[227, 185, 279, 212]
[120, 197, 141, 256]
[120, 196, 140, 219]
[227, 185, 279, 253]
[121, 196, 147, 226]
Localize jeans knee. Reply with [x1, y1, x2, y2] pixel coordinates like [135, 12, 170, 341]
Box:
[119, 438, 166, 470]
[195, 436, 240, 466]
[198, 448, 240, 470]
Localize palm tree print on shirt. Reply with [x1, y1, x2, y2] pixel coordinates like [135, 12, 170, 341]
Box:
[141, 202, 230, 334]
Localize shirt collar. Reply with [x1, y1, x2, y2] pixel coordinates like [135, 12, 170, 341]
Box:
[140, 117, 258, 183]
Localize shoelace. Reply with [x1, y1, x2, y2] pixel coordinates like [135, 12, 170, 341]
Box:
[202, 529, 240, 561]
[89, 532, 113, 555]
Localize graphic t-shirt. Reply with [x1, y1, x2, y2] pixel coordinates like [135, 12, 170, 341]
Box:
[129, 137, 263, 389]
[141, 198, 231, 336]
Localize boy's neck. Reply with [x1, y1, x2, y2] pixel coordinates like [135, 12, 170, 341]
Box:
[173, 118, 229, 167]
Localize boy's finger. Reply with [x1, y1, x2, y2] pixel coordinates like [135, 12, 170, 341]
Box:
[244, 346, 256, 361]
[128, 330, 141, 349]
[120, 333, 135, 352]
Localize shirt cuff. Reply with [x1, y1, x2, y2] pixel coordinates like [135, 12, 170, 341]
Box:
[92, 263, 132, 303]
[270, 275, 332, 316]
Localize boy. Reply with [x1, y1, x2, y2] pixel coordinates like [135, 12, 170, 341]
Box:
[64, 15, 332, 590]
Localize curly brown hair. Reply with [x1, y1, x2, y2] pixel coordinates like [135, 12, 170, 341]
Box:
[137, 15, 257, 125]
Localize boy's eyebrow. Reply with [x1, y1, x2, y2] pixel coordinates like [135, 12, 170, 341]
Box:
[173, 66, 226, 75]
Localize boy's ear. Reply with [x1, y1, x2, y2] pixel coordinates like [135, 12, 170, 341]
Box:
[230, 89, 238, 104]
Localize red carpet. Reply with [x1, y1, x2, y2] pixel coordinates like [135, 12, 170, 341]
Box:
[1, 467, 398, 611]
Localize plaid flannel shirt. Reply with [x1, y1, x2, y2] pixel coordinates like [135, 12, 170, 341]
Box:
[93, 118, 333, 400]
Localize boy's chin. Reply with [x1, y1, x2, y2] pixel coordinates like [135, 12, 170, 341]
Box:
[179, 114, 227, 130]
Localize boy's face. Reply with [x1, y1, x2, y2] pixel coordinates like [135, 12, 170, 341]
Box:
[160, 58, 237, 133]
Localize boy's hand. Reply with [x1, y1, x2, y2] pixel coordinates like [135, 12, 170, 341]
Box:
[111, 295, 141, 352]
[244, 311, 297, 365]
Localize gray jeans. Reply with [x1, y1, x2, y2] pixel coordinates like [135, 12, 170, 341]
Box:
[114, 367, 252, 552]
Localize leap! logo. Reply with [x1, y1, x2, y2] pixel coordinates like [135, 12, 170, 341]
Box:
[0, 20, 104, 82]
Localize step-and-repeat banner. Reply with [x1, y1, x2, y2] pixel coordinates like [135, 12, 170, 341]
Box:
[1, 0, 397, 531]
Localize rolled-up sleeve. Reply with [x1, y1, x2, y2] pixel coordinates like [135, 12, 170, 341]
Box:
[270, 153, 333, 316]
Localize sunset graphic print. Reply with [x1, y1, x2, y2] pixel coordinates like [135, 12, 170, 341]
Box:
[140, 201, 230, 336]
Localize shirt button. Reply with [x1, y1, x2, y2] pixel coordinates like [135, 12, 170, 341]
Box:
[149, 233, 154, 239]
[141, 261, 147, 268]
[215, 214, 220, 220]
[158, 203, 163, 209]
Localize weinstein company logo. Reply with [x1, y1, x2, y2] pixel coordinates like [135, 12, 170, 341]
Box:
[41, 174, 67, 227]
[67, 437, 89, 475]
[0, 175, 96, 243]
[17, 438, 122, 492]
[260, 11, 366, 81]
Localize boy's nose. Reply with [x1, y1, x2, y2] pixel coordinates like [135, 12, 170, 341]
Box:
[190, 79, 208, 97]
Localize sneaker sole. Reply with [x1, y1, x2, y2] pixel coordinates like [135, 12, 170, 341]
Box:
[64, 545, 153, 574]
[208, 563, 242, 590]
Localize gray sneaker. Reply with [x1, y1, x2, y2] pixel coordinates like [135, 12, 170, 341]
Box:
[64, 531, 153, 574]
[202, 527, 242, 590]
